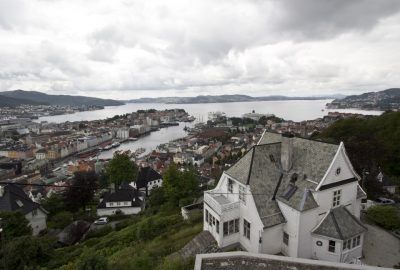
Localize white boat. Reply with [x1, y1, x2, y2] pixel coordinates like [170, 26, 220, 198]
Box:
[111, 142, 120, 148]
[103, 145, 112, 151]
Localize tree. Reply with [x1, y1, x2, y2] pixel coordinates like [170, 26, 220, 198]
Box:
[148, 186, 167, 208]
[163, 164, 199, 207]
[0, 211, 31, 239]
[42, 193, 66, 216]
[0, 235, 55, 269]
[64, 171, 98, 212]
[105, 152, 138, 185]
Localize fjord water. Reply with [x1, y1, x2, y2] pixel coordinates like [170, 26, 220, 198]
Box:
[37, 99, 381, 124]
[36, 100, 382, 159]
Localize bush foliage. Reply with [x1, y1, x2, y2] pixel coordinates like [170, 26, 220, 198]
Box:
[367, 205, 400, 230]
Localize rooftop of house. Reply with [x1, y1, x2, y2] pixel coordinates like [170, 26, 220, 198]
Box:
[97, 182, 143, 208]
[312, 206, 367, 240]
[224, 132, 342, 228]
[0, 184, 45, 215]
[136, 166, 162, 189]
[194, 252, 393, 270]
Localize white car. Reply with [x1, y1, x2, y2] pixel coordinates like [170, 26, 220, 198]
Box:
[94, 217, 108, 225]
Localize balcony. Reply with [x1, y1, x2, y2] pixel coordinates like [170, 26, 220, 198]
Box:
[204, 190, 239, 216]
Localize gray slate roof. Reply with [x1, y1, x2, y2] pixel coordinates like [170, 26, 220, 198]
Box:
[224, 132, 340, 227]
[226, 143, 286, 228]
[0, 184, 43, 215]
[312, 206, 367, 240]
[97, 182, 143, 209]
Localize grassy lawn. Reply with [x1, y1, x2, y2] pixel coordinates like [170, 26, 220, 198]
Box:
[46, 210, 203, 269]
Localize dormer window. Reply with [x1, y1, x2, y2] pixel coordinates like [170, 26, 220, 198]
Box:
[228, 178, 233, 193]
[332, 189, 341, 207]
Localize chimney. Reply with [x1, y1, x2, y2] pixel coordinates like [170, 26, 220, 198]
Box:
[281, 134, 293, 172]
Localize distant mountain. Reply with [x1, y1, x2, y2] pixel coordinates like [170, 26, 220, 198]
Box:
[0, 95, 49, 107]
[0, 90, 124, 107]
[326, 88, 400, 111]
[126, 94, 337, 104]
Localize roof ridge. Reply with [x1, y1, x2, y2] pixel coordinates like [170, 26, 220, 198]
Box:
[298, 188, 308, 211]
[331, 207, 344, 240]
[342, 205, 368, 231]
[246, 147, 256, 185]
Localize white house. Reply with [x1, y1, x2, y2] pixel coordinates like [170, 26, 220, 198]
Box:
[0, 184, 48, 236]
[203, 132, 367, 264]
[130, 166, 163, 197]
[97, 183, 144, 216]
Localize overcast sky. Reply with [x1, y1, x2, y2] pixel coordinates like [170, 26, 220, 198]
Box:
[1, 0, 400, 99]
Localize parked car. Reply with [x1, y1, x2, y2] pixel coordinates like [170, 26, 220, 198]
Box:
[94, 217, 108, 225]
[375, 197, 395, 205]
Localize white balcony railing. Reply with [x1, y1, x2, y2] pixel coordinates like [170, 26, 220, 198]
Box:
[204, 190, 239, 215]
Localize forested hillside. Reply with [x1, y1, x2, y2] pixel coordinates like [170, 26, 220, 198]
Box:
[314, 111, 400, 196]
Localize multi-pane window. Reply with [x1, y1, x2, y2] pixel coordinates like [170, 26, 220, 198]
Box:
[216, 220, 219, 233]
[223, 219, 239, 236]
[332, 189, 341, 207]
[328, 240, 336, 253]
[239, 185, 246, 204]
[283, 232, 289, 246]
[243, 219, 251, 240]
[344, 235, 361, 250]
[228, 179, 233, 193]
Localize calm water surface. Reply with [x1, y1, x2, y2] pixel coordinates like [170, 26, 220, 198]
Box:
[36, 100, 383, 158]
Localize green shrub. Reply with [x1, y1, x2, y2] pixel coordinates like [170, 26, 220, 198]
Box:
[77, 252, 108, 270]
[137, 215, 181, 241]
[86, 226, 113, 239]
[115, 219, 135, 231]
[367, 205, 400, 230]
[48, 211, 74, 229]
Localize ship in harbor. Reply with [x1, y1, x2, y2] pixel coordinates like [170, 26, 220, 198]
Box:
[111, 142, 121, 148]
[77, 148, 99, 159]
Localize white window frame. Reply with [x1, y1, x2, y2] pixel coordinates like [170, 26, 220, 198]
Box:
[343, 235, 361, 251]
[328, 240, 336, 253]
[223, 218, 239, 236]
[243, 219, 251, 240]
[239, 185, 246, 204]
[283, 232, 289, 246]
[227, 178, 233, 193]
[332, 189, 341, 208]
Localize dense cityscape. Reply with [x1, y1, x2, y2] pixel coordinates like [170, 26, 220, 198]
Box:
[1, 0, 400, 269]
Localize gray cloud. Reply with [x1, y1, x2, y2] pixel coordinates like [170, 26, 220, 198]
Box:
[275, 0, 400, 40]
[1, 0, 400, 98]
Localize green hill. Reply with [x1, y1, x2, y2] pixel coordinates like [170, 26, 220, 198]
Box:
[314, 111, 400, 196]
[0, 94, 48, 107]
[0, 90, 124, 107]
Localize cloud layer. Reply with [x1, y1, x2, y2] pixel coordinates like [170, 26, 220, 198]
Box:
[1, 0, 400, 99]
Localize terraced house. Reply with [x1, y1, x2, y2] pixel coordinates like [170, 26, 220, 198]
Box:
[203, 131, 367, 264]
